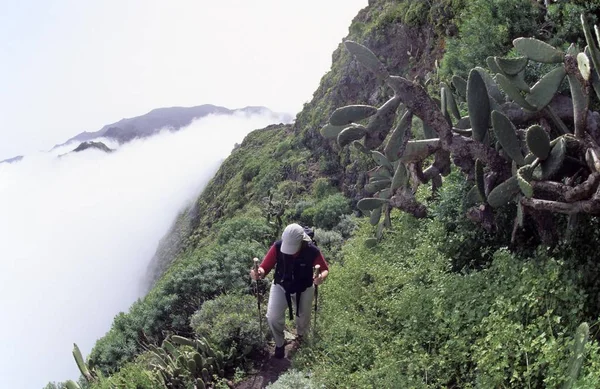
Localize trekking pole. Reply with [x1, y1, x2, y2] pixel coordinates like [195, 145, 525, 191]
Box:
[313, 265, 321, 337]
[253, 258, 263, 341]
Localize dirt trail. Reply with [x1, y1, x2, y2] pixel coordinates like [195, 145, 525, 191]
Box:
[234, 340, 299, 389]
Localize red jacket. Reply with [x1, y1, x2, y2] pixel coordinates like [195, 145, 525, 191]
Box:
[260, 244, 329, 275]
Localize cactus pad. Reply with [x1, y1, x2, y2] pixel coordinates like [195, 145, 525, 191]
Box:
[384, 110, 411, 162]
[329, 105, 378, 126]
[467, 69, 491, 142]
[391, 162, 408, 190]
[452, 75, 467, 97]
[344, 41, 390, 79]
[357, 198, 387, 212]
[320, 123, 346, 139]
[526, 66, 567, 110]
[488, 176, 520, 208]
[337, 124, 367, 148]
[496, 73, 537, 111]
[495, 56, 528, 75]
[526, 125, 551, 160]
[491, 110, 525, 165]
[534, 137, 566, 180]
[513, 37, 565, 63]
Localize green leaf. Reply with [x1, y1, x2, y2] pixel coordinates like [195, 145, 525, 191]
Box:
[475, 67, 505, 103]
[581, 14, 600, 86]
[364, 237, 378, 248]
[517, 166, 534, 198]
[465, 185, 483, 206]
[486, 56, 502, 74]
[369, 207, 382, 226]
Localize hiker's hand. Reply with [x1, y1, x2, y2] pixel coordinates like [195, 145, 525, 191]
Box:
[313, 273, 324, 286]
[250, 267, 265, 280]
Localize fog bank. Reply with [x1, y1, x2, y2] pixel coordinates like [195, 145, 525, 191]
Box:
[0, 111, 288, 388]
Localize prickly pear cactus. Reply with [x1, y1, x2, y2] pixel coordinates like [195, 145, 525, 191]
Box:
[322, 14, 600, 246]
[146, 335, 224, 389]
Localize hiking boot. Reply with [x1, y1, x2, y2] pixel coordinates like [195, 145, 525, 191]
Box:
[274, 345, 285, 359]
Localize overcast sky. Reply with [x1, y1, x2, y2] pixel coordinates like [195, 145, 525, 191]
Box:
[0, 0, 368, 160]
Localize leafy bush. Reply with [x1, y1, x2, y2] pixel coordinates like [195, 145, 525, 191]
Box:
[311, 178, 335, 200]
[191, 293, 265, 365]
[265, 369, 317, 389]
[296, 211, 598, 388]
[314, 228, 344, 263]
[311, 194, 351, 230]
[216, 216, 274, 246]
[441, 0, 542, 77]
[89, 362, 161, 389]
[333, 214, 358, 239]
[89, 238, 267, 374]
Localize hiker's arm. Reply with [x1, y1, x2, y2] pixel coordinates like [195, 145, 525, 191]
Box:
[313, 252, 329, 285]
[250, 245, 277, 280]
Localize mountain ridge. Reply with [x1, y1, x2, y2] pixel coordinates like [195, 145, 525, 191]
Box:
[1, 104, 290, 164]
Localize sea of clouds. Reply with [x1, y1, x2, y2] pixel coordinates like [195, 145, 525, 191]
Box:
[0, 110, 289, 388]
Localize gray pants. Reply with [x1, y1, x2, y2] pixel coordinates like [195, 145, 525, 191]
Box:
[266, 282, 314, 347]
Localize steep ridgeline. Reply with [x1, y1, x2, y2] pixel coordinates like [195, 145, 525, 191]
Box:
[145, 0, 456, 288]
[88, 0, 454, 379]
[68, 1, 600, 388]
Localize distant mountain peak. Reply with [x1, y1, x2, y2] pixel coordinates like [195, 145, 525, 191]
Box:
[53, 104, 288, 149]
[1, 104, 290, 164]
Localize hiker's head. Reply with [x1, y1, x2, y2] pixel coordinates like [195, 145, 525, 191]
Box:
[280, 223, 312, 255]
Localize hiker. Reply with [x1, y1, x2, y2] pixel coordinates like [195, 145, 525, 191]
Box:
[250, 223, 329, 358]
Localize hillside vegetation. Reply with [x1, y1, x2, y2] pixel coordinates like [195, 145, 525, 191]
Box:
[46, 0, 600, 388]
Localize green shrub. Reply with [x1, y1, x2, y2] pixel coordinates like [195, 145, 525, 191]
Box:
[314, 228, 344, 263]
[216, 216, 274, 246]
[312, 194, 351, 230]
[299, 206, 317, 227]
[241, 162, 261, 183]
[296, 212, 596, 388]
[440, 0, 542, 77]
[89, 239, 267, 374]
[191, 293, 265, 365]
[89, 361, 162, 389]
[311, 178, 335, 200]
[333, 214, 358, 239]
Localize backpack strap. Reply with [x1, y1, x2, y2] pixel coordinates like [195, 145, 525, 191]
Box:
[284, 290, 304, 320]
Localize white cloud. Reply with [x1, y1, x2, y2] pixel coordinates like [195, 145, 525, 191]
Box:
[0, 0, 368, 160]
[0, 112, 287, 388]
